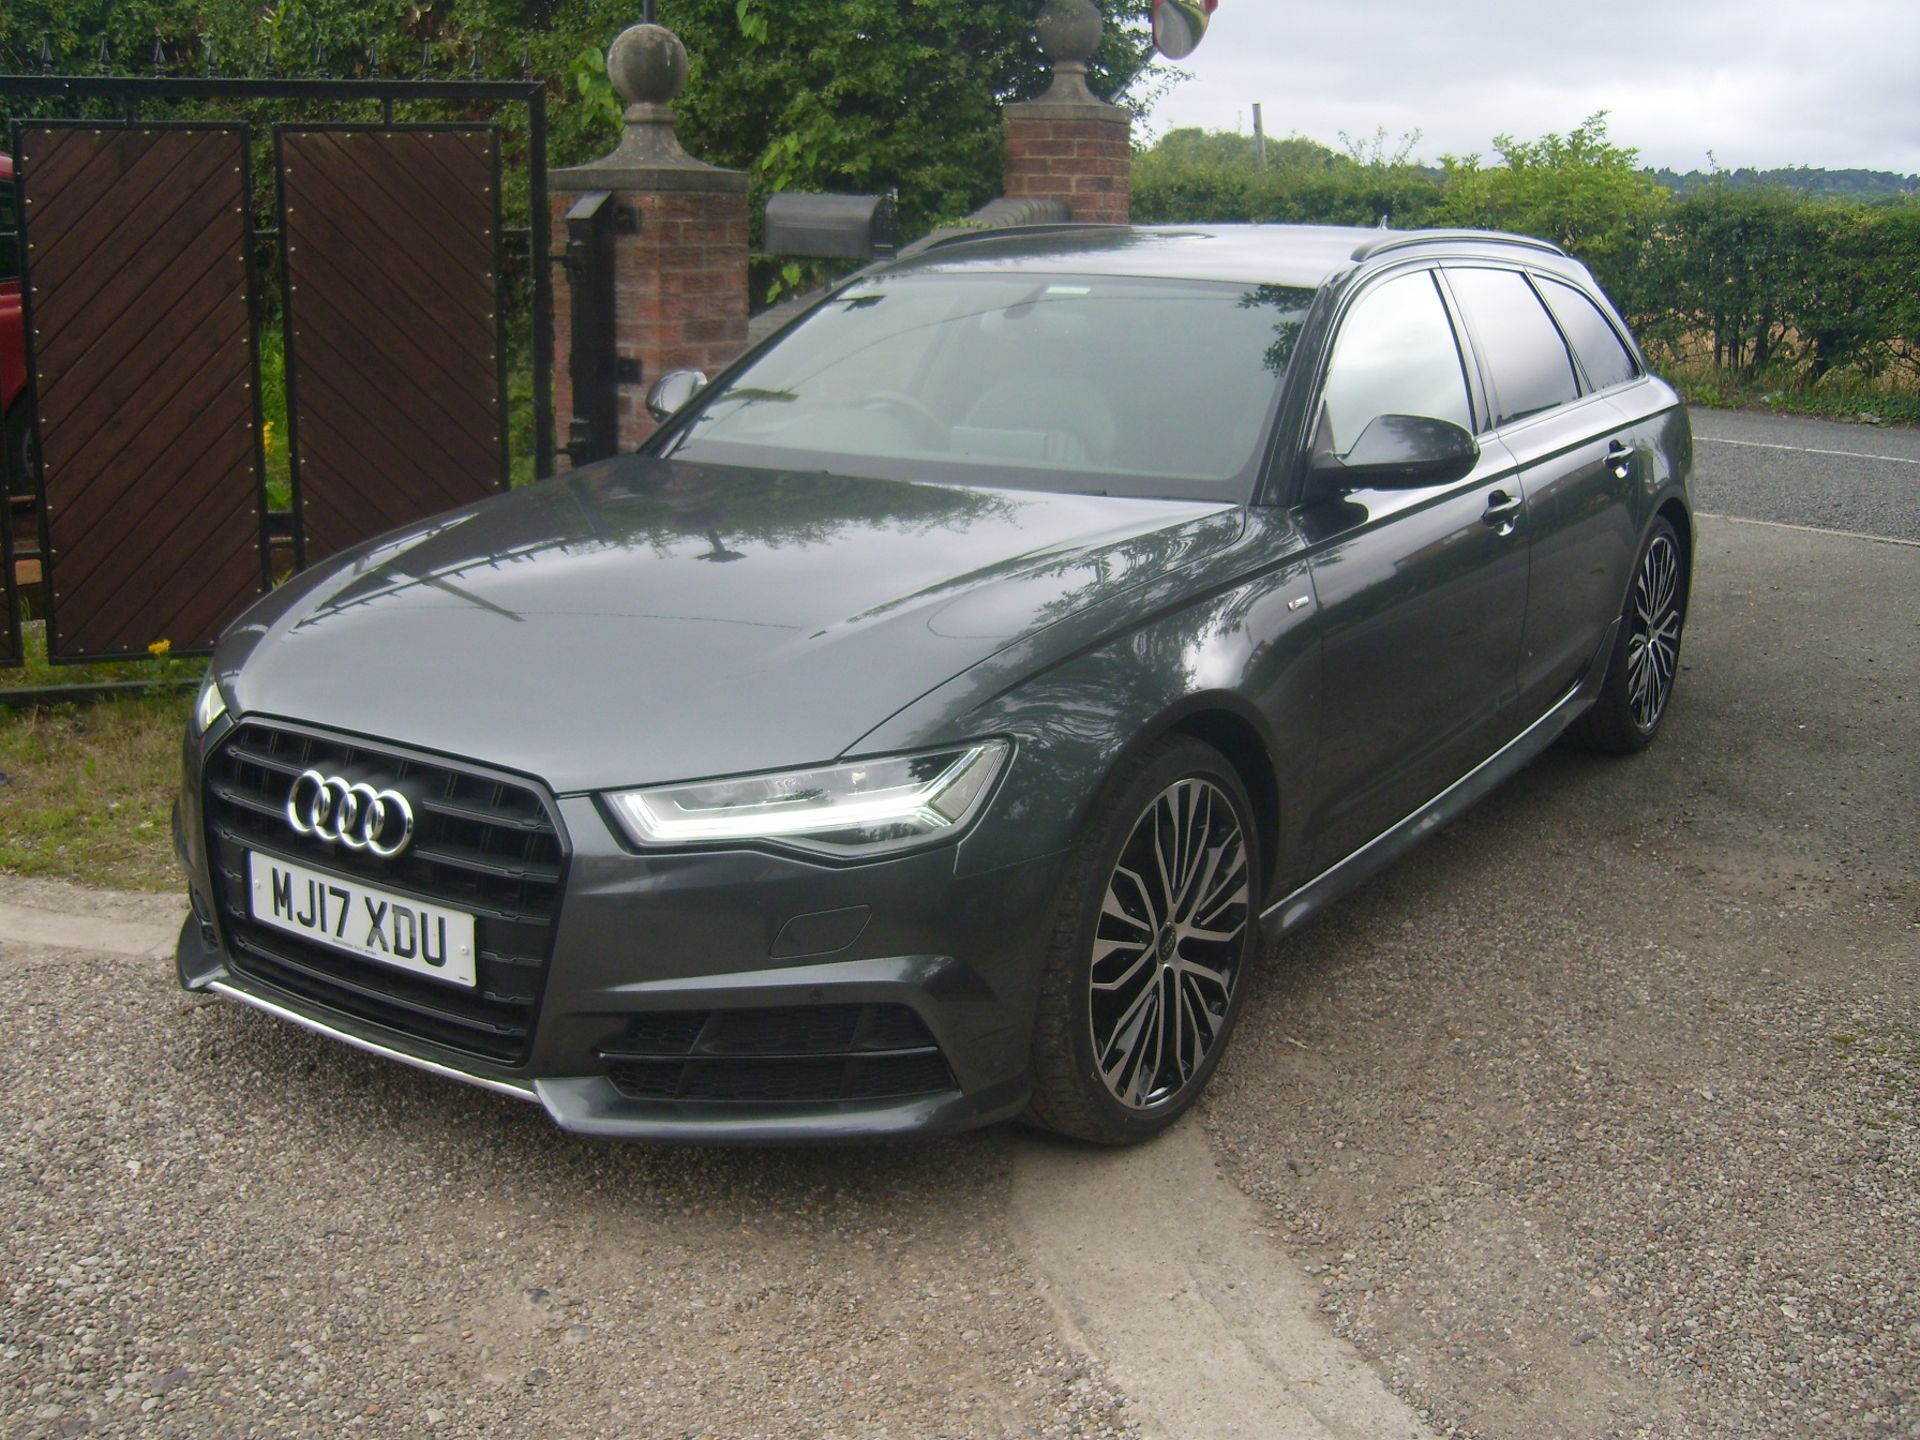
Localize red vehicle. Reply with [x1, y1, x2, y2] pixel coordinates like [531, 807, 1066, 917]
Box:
[1, 151, 30, 491]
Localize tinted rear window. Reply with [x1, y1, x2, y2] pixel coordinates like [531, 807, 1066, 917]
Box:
[1538, 277, 1639, 392]
[1446, 267, 1580, 428]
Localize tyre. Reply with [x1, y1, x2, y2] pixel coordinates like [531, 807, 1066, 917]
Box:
[1025, 735, 1261, 1145]
[1566, 515, 1687, 753]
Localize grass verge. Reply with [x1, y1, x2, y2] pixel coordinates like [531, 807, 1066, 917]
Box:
[1663, 360, 1920, 427]
[2, 619, 208, 690]
[0, 688, 188, 893]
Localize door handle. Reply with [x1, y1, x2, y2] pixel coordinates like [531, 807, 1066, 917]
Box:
[1482, 490, 1523, 534]
[1608, 439, 1635, 478]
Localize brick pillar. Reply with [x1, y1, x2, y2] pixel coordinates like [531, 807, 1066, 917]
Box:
[549, 22, 748, 459]
[1002, 0, 1131, 224]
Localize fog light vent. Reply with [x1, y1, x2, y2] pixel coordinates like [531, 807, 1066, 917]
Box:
[599, 1003, 952, 1104]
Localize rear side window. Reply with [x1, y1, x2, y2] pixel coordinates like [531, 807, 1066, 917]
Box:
[1538, 277, 1639, 392]
[1319, 269, 1471, 456]
[1446, 268, 1580, 428]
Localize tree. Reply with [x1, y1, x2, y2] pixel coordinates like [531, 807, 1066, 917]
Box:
[1432, 112, 1667, 318]
[565, 0, 1158, 240]
[1133, 126, 1443, 228]
[2, 1, 1159, 245]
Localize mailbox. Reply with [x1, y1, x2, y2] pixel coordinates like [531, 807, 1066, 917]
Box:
[763, 191, 898, 261]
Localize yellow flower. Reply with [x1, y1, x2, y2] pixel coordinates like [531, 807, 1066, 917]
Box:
[148, 639, 172, 658]
[262, 420, 277, 456]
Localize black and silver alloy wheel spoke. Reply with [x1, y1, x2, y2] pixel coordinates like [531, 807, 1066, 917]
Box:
[1624, 534, 1683, 730]
[1089, 778, 1249, 1111]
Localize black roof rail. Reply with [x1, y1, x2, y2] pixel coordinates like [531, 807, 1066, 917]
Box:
[1351, 229, 1568, 262]
[913, 221, 1125, 255]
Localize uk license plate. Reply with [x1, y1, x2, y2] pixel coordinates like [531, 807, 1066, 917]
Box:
[246, 852, 478, 989]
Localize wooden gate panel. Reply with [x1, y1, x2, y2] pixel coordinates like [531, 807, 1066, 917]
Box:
[279, 127, 504, 564]
[17, 124, 265, 661]
[0, 498, 17, 666]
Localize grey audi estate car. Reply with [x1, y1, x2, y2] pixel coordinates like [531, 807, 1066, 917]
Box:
[175, 223, 1692, 1145]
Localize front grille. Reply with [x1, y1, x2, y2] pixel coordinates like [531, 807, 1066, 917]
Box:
[203, 721, 566, 1064]
[600, 1004, 955, 1104]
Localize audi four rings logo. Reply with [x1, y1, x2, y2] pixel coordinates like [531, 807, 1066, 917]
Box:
[285, 770, 416, 858]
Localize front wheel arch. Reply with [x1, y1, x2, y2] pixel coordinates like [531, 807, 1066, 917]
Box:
[1167, 707, 1281, 897]
[1023, 732, 1264, 1144]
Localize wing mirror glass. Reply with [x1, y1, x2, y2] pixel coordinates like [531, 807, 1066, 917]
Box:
[1310, 414, 1479, 491]
[1152, 0, 1218, 59]
[646, 369, 708, 423]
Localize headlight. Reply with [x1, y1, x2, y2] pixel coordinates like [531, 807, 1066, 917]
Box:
[191, 674, 228, 736]
[604, 741, 1010, 858]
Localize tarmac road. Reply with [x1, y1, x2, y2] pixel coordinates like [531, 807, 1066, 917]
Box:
[1691, 407, 1920, 542]
[1, 409, 1913, 1440]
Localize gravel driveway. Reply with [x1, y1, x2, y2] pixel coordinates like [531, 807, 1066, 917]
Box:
[2, 946, 1134, 1439]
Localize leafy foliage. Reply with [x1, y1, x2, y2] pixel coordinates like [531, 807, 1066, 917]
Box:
[2, 1, 1157, 246]
[1428, 114, 1668, 312]
[1652, 165, 1920, 200]
[584, 1, 1155, 241]
[1133, 127, 1442, 228]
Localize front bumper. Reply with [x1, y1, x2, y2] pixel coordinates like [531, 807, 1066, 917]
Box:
[176, 723, 1064, 1143]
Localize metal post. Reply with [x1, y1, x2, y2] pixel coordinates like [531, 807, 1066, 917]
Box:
[528, 86, 556, 478]
[1252, 103, 1267, 166]
[562, 191, 619, 467]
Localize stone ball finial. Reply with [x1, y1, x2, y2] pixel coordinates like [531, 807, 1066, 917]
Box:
[607, 22, 687, 107]
[1036, 0, 1103, 68]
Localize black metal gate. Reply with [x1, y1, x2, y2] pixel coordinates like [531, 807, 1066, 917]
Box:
[0, 61, 553, 666]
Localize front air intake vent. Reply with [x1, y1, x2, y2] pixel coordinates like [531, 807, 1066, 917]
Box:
[600, 1004, 954, 1104]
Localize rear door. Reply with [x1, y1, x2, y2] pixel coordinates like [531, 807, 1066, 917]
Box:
[1443, 266, 1639, 724]
[1295, 267, 1531, 873]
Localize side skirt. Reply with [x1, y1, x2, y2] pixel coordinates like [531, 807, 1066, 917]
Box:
[1259, 628, 1614, 941]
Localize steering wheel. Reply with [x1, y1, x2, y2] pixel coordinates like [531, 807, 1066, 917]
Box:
[858, 391, 947, 449]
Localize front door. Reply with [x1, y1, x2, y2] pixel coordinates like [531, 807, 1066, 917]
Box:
[1295, 268, 1530, 873]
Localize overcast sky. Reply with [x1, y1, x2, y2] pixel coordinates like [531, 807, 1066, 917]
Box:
[1142, 0, 1920, 175]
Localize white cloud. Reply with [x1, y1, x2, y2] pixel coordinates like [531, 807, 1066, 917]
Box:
[1141, 0, 1920, 174]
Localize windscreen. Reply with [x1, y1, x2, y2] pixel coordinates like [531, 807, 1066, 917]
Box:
[656, 272, 1315, 501]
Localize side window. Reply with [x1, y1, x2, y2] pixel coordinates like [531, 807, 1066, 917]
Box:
[1537, 277, 1639, 392]
[1445, 267, 1580, 427]
[1319, 270, 1471, 456]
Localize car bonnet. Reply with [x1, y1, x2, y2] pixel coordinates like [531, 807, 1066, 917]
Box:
[215, 456, 1242, 793]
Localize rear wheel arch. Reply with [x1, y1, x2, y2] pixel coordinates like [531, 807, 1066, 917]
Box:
[1655, 496, 1693, 594]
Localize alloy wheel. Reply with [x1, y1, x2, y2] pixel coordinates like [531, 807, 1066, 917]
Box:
[1625, 533, 1683, 730]
[1088, 777, 1250, 1111]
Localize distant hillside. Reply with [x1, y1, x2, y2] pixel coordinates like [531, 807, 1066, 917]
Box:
[1650, 166, 1920, 198]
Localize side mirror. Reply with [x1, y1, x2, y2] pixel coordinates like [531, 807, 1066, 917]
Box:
[646, 369, 708, 423]
[1310, 414, 1479, 491]
[1152, 0, 1217, 59]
